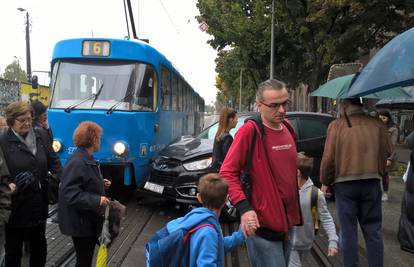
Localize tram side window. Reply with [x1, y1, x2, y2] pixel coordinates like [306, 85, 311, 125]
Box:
[186, 85, 190, 112]
[178, 79, 183, 111]
[161, 67, 171, 110]
[172, 74, 178, 111]
[183, 84, 188, 112]
[132, 65, 156, 111]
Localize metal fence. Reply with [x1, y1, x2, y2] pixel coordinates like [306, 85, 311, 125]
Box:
[0, 78, 20, 115]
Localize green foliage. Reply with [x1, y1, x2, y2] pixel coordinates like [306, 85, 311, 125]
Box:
[395, 163, 407, 177]
[197, 0, 414, 108]
[2, 60, 27, 82]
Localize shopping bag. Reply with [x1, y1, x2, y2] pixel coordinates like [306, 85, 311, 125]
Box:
[96, 205, 110, 267]
[96, 243, 108, 267]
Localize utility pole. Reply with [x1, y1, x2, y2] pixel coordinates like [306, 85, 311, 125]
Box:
[239, 69, 243, 112]
[270, 0, 275, 79]
[18, 8, 31, 81]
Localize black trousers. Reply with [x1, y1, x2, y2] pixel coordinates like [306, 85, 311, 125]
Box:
[72, 236, 98, 267]
[5, 223, 47, 267]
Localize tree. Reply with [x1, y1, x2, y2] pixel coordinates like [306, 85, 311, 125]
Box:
[2, 60, 27, 82]
[197, 0, 414, 106]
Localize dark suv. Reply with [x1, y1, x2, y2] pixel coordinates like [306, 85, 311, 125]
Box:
[141, 112, 334, 206]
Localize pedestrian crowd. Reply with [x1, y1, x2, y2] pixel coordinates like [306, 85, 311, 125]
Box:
[0, 101, 114, 267]
[146, 78, 408, 267]
[0, 77, 412, 267]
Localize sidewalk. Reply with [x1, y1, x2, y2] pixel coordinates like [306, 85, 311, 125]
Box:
[324, 146, 414, 267]
[396, 145, 410, 164]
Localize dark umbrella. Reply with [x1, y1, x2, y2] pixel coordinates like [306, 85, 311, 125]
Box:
[348, 27, 414, 97]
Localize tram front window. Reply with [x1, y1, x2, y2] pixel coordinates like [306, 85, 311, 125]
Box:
[50, 61, 157, 111]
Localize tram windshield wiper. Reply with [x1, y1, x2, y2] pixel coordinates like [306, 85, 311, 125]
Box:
[106, 90, 134, 115]
[64, 82, 104, 113]
[90, 82, 105, 108]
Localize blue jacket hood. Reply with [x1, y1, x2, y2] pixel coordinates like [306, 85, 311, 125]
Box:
[167, 207, 219, 233]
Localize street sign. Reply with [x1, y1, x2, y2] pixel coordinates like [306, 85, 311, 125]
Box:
[198, 21, 209, 32]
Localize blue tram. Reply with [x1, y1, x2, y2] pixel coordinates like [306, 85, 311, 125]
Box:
[48, 38, 204, 192]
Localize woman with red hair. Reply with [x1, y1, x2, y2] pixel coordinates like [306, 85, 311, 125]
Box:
[58, 121, 111, 267]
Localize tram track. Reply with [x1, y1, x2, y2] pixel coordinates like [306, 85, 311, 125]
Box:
[47, 198, 336, 267]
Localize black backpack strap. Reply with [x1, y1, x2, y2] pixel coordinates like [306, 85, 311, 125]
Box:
[239, 124, 257, 201]
[246, 129, 257, 173]
[282, 119, 297, 143]
[310, 185, 320, 233]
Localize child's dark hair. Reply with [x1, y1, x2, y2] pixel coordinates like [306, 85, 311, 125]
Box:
[297, 152, 314, 178]
[198, 173, 228, 209]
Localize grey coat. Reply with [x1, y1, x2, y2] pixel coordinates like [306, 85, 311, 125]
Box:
[290, 178, 338, 250]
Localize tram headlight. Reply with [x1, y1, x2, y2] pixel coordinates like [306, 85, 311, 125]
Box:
[183, 157, 212, 171]
[52, 140, 62, 152]
[113, 141, 127, 156]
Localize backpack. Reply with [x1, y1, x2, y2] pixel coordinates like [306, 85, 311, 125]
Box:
[146, 223, 216, 267]
[309, 185, 320, 234]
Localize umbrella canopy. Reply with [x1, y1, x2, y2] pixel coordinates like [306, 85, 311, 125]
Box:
[347, 27, 414, 97]
[375, 86, 414, 110]
[310, 74, 411, 99]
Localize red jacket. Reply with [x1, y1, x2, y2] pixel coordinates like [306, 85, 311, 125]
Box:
[220, 119, 302, 236]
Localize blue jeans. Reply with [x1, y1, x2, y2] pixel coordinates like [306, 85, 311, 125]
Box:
[335, 179, 383, 267]
[246, 234, 288, 267]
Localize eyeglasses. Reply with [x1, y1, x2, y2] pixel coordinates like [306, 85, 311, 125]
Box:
[260, 100, 291, 110]
[15, 116, 32, 124]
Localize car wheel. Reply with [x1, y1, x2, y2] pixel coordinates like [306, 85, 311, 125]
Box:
[220, 205, 240, 222]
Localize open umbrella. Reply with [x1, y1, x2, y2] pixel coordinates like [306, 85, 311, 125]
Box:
[347, 27, 414, 97]
[375, 86, 414, 110]
[310, 74, 411, 99]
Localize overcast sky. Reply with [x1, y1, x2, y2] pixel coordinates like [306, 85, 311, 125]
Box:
[0, 0, 218, 104]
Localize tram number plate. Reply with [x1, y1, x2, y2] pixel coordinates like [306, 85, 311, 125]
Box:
[144, 182, 164, 194]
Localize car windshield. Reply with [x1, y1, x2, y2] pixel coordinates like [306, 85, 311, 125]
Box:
[50, 60, 157, 111]
[198, 118, 244, 139]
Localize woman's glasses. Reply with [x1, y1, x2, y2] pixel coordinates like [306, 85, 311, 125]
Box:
[15, 116, 33, 124]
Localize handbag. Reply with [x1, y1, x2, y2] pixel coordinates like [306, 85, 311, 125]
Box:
[47, 172, 59, 204]
[108, 200, 126, 241]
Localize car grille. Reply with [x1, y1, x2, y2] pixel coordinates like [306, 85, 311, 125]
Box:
[149, 171, 175, 186]
[156, 158, 181, 169]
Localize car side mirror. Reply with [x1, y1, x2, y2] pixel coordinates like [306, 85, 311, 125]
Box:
[31, 75, 38, 89]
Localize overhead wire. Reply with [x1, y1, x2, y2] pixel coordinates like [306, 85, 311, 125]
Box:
[157, 0, 180, 34]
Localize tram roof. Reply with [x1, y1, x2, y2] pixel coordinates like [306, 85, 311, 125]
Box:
[52, 38, 172, 67]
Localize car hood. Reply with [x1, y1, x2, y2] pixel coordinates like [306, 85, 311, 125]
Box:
[160, 137, 213, 161]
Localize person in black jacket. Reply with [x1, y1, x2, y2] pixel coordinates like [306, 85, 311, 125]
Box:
[58, 121, 111, 267]
[30, 100, 53, 143]
[0, 101, 62, 267]
[212, 108, 238, 171]
[0, 146, 11, 267]
[398, 130, 414, 253]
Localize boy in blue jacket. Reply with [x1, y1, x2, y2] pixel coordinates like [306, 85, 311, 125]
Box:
[166, 173, 245, 266]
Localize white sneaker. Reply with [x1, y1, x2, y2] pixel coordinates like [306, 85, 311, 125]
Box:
[382, 192, 389, 201]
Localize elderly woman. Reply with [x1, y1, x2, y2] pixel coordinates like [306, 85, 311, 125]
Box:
[0, 101, 62, 267]
[58, 121, 111, 267]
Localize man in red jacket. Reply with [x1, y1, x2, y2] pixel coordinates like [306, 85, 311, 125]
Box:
[220, 79, 301, 267]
